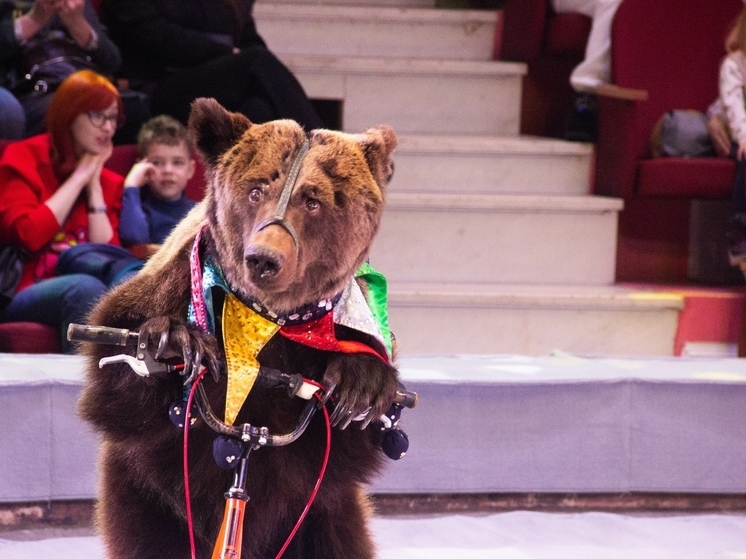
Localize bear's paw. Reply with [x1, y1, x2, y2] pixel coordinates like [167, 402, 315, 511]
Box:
[324, 353, 399, 430]
[139, 315, 222, 382]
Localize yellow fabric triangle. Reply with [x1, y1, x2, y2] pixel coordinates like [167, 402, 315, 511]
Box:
[222, 294, 280, 425]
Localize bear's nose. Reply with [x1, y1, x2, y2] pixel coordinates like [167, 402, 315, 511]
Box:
[245, 246, 284, 281]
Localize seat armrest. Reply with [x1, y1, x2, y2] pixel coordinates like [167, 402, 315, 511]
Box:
[596, 84, 649, 102]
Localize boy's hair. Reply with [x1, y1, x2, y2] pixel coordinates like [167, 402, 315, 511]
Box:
[136, 115, 193, 159]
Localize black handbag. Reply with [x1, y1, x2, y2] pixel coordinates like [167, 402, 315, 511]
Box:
[0, 246, 27, 312]
[11, 30, 97, 96]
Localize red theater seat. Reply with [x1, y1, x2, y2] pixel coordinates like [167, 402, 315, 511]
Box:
[497, 0, 591, 138]
[594, 0, 741, 282]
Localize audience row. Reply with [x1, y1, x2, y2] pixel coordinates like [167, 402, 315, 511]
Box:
[0, 71, 198, 352]
[0, 0, 322, 141]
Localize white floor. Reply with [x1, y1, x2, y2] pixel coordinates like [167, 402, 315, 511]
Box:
[3, 511, 746, 558]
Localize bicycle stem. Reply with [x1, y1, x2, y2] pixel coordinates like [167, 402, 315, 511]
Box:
[212, 444, 252, 559]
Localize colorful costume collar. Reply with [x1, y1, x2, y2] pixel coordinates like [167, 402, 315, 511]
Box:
[188, 225, 391, 424]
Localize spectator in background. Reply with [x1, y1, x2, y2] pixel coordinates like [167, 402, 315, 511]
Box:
[551, 0, 624, 142]
[708, 6, 746, 266]
[0, 0, 122, 137]
[102, 0, 324, 131]
[0, 87, 25, 139]
[0, 70, 125, 353]
[119, 114, 197, 259]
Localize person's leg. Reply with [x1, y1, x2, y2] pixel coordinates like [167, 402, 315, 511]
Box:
[0, 87, 26, 140]
[150, 49, 323, 131]
[552, 0, 623, 92]
[727, 142, 746, 264]
[1, 274, 108, 353]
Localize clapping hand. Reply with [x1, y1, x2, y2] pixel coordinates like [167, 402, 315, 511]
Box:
[55, 0, 87, 28]
[27, 0, 58, 26]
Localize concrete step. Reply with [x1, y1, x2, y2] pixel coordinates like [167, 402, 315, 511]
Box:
[392, 134, 594, 195]
[369, 193, 623, 285]
[385, 283, 683, 356]
[254, 4, 497, 61]
[279, 54, 525, 135]
[258, 0, 435, 6]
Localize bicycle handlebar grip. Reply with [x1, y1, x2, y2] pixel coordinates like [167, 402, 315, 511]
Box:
[394, 389, 418, 409]
[67, 323, 133, 346]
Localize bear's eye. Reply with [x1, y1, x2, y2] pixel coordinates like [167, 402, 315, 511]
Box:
[248, 188, 263, 204]
[305, 198, 320, 213]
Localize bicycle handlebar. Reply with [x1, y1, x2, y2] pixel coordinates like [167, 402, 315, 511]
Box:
[68, 323, 418, 410]
[68, 323, 138, 346]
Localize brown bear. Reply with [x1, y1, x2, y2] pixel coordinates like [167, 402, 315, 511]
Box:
[77, 98, 401, 559]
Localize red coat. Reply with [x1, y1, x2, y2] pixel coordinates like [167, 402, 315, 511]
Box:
[0, 134, 124, 291]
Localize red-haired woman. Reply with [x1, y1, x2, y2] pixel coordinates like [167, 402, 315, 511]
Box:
[0, 69, 125, 353]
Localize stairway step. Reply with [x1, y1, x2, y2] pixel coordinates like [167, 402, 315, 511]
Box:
[385, 283, 683, 356]
[393, 134, 594, 195]
[258, 0, 435, 6]
[254, 4, 497, 61]
[278, 54, 525, 135]
[370, 193, 623, 285]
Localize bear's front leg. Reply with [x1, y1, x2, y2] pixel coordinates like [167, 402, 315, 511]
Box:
[324, 353, 399, 430]
[139, 315, 223, 383]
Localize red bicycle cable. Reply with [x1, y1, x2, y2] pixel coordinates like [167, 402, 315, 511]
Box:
[183, 375, 331, 559]
[184, 367, 208, 559]
[274, 380, 332, 559]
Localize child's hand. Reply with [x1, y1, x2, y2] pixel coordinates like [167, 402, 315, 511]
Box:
[707, 116, 731, 158]
[738, 141, 746, 162]
[124, 160, 155, 188]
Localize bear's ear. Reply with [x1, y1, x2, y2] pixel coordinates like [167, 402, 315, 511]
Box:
[358, 125, 397, 188]
[188, 98, 251, 165]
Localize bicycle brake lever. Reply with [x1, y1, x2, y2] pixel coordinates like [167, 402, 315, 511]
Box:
[99, 331, 176, 377]
[99, 354, 152, 377]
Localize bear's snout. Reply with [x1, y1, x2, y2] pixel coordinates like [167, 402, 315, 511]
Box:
[245, 245, 285, 282]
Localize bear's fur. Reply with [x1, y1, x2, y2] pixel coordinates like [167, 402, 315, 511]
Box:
[78, 98, 400, 559]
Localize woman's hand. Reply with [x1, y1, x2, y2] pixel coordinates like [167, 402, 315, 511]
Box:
[57, 0, 95, 48]
[84, 145, 115, 243]
[18, 0, 59, 40]
[27, 0, 58, 25]
[124, 160, 155, 188]
[44, 148, 109, 229]
[84, 145, 113, 201]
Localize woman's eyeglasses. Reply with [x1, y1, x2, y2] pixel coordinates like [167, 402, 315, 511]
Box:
[87, 110, 124, 129]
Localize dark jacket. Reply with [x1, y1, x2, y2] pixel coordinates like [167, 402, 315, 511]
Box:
[102, 0, 265, 81]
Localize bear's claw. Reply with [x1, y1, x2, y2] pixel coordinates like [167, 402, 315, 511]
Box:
[323, 353, 399, 431]
[138, 316, 222, 383]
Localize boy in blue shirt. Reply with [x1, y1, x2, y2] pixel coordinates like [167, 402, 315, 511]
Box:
[120, 115, 197, 256]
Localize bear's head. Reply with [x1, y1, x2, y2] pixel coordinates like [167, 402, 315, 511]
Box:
[188, 98, 397, 314]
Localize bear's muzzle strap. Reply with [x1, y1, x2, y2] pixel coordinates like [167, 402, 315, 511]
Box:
[255, 140, 310, 248]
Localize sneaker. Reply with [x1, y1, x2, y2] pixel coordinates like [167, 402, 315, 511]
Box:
[726, 213, 746, 266]
[565, 93, 598, 142]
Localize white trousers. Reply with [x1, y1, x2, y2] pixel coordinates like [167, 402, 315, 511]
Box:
[551, 0, 624, 92]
